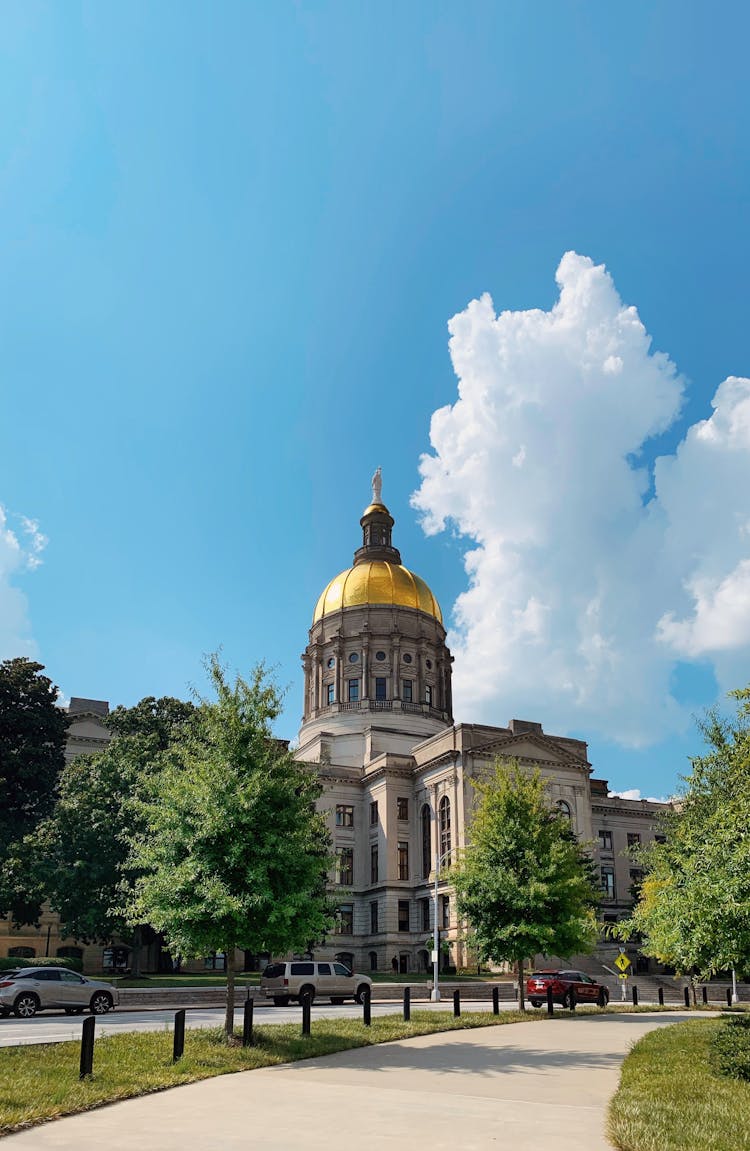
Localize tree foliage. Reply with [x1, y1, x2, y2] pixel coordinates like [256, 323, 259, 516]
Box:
[451, 760, 599, 1007]
[0, 658, 68, 919]
[128, 657, 333, 1035]
[615, 686, 750, 980]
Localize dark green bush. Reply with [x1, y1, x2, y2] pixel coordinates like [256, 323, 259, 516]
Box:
[0, 956, 83, 973]
[711, 1015, 750, 1081]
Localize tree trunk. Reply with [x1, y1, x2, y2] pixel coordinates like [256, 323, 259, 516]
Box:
[518, 957, 526, 1011]
[131, 925, 143, 978]
[224, 949, 236, 1039]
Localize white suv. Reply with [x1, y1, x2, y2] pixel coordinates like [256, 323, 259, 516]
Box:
[260, 961, 372, 1006]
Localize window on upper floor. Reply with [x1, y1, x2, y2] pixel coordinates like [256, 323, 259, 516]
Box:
[348, 679, 360, 702]
[326, 683, 335, 705]
[370, 901, 379, 933]
[600, 866, 615, 899]
[336, 904, 354, 934]
[425, 684, 433, 706]
[370, 843, 378, 884]
[375, 677, 387, 701]
[335, 848, 353, 886]
[421, 803, 431, 877]
[402, 680, 413, 702]
[398, 900, 410, 932]
[398, 841, 409, 881]
[598, 829, 613, 851]
[369, 800, 379, 826]
[441, 894, 450, 930]
[439, 796, 452, 865]
[397, 797, 409, 821]
[627, 832, 641, 848]
[335, 804, 354, 828]
[420, 897, 431, 932]
[556, 800, 572, 819]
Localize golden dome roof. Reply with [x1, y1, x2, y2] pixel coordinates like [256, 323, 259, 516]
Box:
[313, 561, 443, 625]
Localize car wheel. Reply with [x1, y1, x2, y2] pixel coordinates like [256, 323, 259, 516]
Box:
[298, 985, 315, 1006]
[529, 999, 542, 1008]
[562, 991, 572, 1009]
[330, 997, 345, 1005]
[597, 989, 608, 1007]
[14, 994, 39, 1019]
[354, 984, 370, 1004]
[90, 992, 113, 1014]
[273, 995, 290, 1007]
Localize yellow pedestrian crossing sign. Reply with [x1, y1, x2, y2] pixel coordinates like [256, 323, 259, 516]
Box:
[614, 953, 631, 973]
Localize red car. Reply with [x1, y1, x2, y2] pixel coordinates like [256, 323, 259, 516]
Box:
[526, 969, 610, 1008]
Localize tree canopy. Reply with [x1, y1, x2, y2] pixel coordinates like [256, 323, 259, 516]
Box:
[451, 760, 599, 1008]
[0, 658, 68, 919]
[128, 657, 333, 1035]
[615, 685, 750, 981]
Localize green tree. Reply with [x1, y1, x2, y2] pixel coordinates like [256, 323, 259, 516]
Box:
[451, 760, 599, 1009]
[128, 657, 333, 1037]
[615, 685, 750, 984]
[35, 697, 196, 973]
[0, 658, 68, 920]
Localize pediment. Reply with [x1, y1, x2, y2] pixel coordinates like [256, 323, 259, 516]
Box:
[474, 730, 586, 768]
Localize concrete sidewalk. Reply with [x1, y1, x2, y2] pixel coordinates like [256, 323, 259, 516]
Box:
[5, 1012, 694, 1150]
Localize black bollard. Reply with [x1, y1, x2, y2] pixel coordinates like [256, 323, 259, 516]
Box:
[658, 988, 664, 1006]
[453, 990, 460, 1018]
[492, 986, 499, 1016]
[301, 995, 311, 1036]
[363, 987, 371, 1027]
[727, 988, 733, 1008]
[702, 986, 708, 1005]
[684, 986, 690, 1008]
[632, 985, 639, 1007]
[547, 986, 554, 1016]
[403, 986, 411, 1022]
[242, 999, 254, 1047]
[172, 1009, 186, 1062]
[79, 1016, 95, 1079]
[568, 985, 576, 1012]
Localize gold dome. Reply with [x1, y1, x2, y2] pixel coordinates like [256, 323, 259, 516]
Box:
[313, 561, 443, 625]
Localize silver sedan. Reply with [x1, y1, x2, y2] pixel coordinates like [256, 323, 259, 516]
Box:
[0, 967, 119, 1018]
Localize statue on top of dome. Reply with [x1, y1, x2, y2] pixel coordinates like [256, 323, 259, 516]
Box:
[371, 466, 382, 505]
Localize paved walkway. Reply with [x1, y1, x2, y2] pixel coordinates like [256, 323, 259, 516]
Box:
[5, 1012, 694, 1150]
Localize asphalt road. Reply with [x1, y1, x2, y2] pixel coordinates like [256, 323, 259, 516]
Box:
[0, 998, 520, 1047]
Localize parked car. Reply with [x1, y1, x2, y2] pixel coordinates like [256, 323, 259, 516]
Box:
[0, 967, 119, 1018]
[260, 961, 372, 1006]
[526, 969, 609, 1008]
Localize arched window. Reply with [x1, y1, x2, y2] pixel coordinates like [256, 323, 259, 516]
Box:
[369, 950, 378, 972]
[439, 796, 451, 865]
[57, 946, 83, 961]
[8, 946, 35, 958]
[421, 803, 431, 877]
[556, 800, 572, 819]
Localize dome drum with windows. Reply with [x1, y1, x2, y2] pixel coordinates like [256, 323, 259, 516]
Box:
[300, 473, 453, 733]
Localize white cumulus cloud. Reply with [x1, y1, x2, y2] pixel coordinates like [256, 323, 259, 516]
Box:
[0, 504, 47, 661]
[413, 253, 750, 746]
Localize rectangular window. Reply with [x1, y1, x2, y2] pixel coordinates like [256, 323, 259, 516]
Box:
[398, 841, 409, 880]
[402, 680, 413, 702]
[421, 897, 430, 932]
[348, 679, 359, 702]
[370, 901, 378, 933]
[335, 804, 354, 828]
[369, 800, 378, 826]
[375, 677, 387, 700]
[336, 848, 353, 885]
[598, 829, 613, 851]
[600, 866, 616, 899]
[398, 900, 410, 932]
[629, 869, 644, 895]
[327, 683, 335, 705]
[336, 904, 353, 934]
[425, 684, 433, 706]
[655, 834, 667, 844]
[441, 895, 450, 930]
[370, 843, 378, 883]
[397, 797, 409, 821]
[627, 833, 641, 848]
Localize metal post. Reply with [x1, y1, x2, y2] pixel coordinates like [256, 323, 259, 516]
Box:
[684, 986, 690, 1008]
[702, 986, 708, 1005]
[546, 986, 554, 1015]
[242, 999, 254, 1047]
[302, 996, 311, 1036]
[172, 1009, 186, 1062]
[732, 968, 739, 1004]
[658, 988, 664, 1006]
[569, 985, 576, 1012]
[492, 987, 499, 1015]
[403, 986, 411, 1022]
[727, 987, 732, 1008]
[431, 847, 441, 1002]
[363, 987, 371, 1027]
[453, 990, 460, 1018]
[631, 985, 638, 1006]
[79, 1016, 95, 1079]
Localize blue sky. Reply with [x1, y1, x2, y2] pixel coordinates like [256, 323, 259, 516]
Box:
[1, 2, 748, 798]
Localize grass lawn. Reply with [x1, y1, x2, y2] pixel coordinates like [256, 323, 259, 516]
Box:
[608, 1019, 750, 1151]
[0, 1009, 536, 1136]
